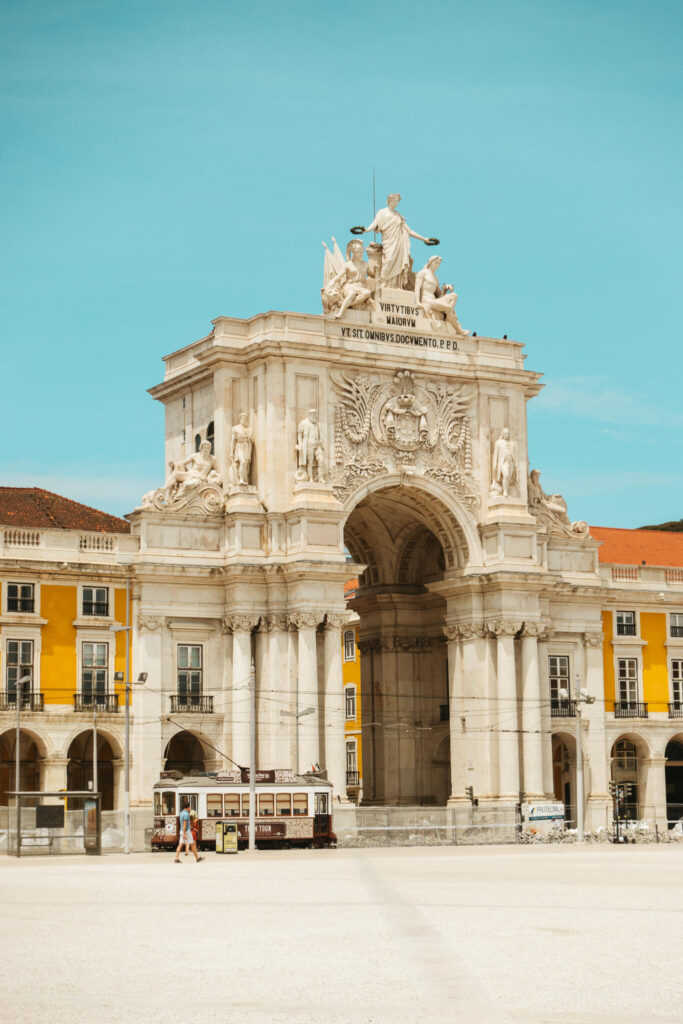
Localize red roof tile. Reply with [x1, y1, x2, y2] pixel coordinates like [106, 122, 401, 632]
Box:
[344, 578, 359, 597]
[0, 488, 130, 534]
[590, 526, 683, 568]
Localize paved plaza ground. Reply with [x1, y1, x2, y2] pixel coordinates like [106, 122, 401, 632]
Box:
[2, 845, 682, 1024]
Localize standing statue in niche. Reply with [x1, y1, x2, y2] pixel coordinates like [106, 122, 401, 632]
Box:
[321, 239, 376, 318]
[351, 193, 438, 289]
[296, 409, 326, 484]
[491, 428, 517, 498]
[230, 412, 254, 486]
[414, 255, 470, 335]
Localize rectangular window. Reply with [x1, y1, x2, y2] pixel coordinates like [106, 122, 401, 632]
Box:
[83, 587, 109, 617]
[81, 642, 108, 704]
[224, 794, 240, 816]
[179, 793, 198, 815]
[345, 686, 356, 720]
[258, 794, 274, 816]
[343, 630, 356, 662]
[241, 793, 250, 817]
[293, 793, 308, 816]
[276, 794, 291, 816]
[616, 610, 637, 636]
[346, 741, 357, 773]
[6, 640, 33, 695]
[177, 645, 202, 703]
[206, 794, 223, 818]
[162, 792, 176, 815]
[617, 658, 638, 703]
[7, 583, 35, 613]
[671, 660, 683, 704]
[548, 655, 570, 701]
[671, 614, 683, 639]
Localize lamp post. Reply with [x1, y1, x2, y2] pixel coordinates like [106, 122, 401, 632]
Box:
[112, 579, 147, 855]
[14, 673, 32, 854]
[560, 677, 596, 843]
[280, 704, 315, 775]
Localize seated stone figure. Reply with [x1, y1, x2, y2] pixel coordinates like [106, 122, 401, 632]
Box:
[322, 240, 375, 318]
[414, 255, 469, 335]
[163, 441, 221, 503]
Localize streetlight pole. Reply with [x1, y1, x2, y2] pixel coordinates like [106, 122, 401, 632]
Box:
[560, 676, 596, 843]
[280, 705, 315, 775]
[93, 707, 98, 796]
[249, 657, 256, 852]
[14, 674, 31, 855]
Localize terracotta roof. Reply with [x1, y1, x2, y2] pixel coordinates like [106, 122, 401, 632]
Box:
[590, 526, 683, 568]
[344, 578, 359, 598]
[0, 488, 130, 534]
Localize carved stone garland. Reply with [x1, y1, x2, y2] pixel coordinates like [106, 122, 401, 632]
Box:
[330, 369, 477, 505]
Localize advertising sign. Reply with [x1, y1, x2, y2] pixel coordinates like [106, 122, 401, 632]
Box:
[215, 821, 239, 853]
[528, 802, 564, 822]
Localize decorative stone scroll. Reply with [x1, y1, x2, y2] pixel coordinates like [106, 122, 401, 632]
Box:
[331, 368, 476, 503]
[528, 469, 590, 538]
[140, 442, 225, 515]
[138, 615, 161, 633]
[583, 631, 604, 648]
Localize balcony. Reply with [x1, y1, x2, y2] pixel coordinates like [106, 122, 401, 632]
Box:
[669, 703, 683, 719]
[614, 701, 648, 719]
[346, 770, 360, 787]
[82, 602, 109, 617]
[170, 694, 214, 713]
[551, 698, 577, 717]
[74, 693, 120, 713]
[615, 624, 637, 637]
[0, 692, 44, 712]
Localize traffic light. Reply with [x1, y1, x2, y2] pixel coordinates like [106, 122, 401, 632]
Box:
[609, 780, 617, 797]
[465, 786, 473, 803]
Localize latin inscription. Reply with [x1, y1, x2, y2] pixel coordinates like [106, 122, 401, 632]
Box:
[340, 326, 458, 353]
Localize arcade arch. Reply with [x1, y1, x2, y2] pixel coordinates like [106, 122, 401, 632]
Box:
[665, 737, 683, 827]
[343, 481, 474, 806]
[0, 729, 45, 805]
[164, 729, 209, 774]
[66, 731, 119, 810]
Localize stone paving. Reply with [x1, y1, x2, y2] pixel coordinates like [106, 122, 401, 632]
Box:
[1, 845, 682, 1023]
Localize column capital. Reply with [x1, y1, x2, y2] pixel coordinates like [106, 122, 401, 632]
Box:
[357, 638, 380, 655]
[519, 622, 553, 640]
[290, 612, 322, 631]
[324, 613, 348, 631]
[38, 756, 70, 768]
[223, 614, 261, 634]
[487, 619, 523, 638]
[583, 631, 604, 648]
[262, 613, 290, 633]
[138, 615, 162, 633]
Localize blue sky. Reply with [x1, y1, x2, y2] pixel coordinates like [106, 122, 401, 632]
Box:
[1, 0, 681, 526]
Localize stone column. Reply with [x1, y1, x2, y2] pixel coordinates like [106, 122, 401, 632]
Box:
[489, 620, 522, 801]
[39, 756, 69, 792]
[132, 615, 164, 806]
[538, 629, 555, 797]
[445, 626, 467, 805]
[358, 639, 380, 803]
[323, 614, 349, 802]
[291, 613, 322, 773]
[641, 757, 668, 831]
[112, 758, 124, 809]
[225, 615, 260, 768]
[263, 615, 291, 769]
[520, 625, 544, 800]
[583, 631, 611, 831]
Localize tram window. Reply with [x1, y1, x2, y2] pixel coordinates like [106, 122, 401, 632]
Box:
[315, 793, 328, 815]
[179, 793, 198, 815]
[154, 793, 161, 815]
[224, 794, 240, 816]
[293, 794, 308, 816]
[162, 792, 176, 815]
[259, 794, 274, 816]
[276, 794, 291, 816]
[241, 793, 250, 816]
[207, 794, 223, 818]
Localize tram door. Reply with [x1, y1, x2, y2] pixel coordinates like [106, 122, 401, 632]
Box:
[314, 793, 329, 836]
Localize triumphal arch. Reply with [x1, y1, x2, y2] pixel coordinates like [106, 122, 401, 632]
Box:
[129, 194, 607, 819]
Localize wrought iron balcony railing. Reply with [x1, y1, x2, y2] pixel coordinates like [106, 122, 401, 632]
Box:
[615, 623, 637, 636]
[346, 770, 360, 787]
[74, 693, 120, 712]
[0, 692, 44, 711]
[170, 694, 214, 713]
[614, 701, 648, 719]
[669, 702, 683, 718]
[551, 699, 577, 717]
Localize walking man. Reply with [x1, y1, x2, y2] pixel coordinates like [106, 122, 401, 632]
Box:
[174, 798, 204, 863]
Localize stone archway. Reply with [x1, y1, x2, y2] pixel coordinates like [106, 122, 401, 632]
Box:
[0, 729, 42, 805]
[665, 737, 683, 827]
[164, 730, 207, 774]
[66, 732, 117, 810]
[343, 479, 475, 805]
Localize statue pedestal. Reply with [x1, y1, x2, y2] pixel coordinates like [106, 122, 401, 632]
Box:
[226, 486, 264, 514]
[292, 481, 341, 512]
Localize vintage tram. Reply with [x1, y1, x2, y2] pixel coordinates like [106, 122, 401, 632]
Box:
[152, 767, 336, 851]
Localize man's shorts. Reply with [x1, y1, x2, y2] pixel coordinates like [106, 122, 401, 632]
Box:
[179, 832, 193, 846]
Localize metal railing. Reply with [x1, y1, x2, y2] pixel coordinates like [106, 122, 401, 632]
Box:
[614, 701, 648, 718]
[82, 602, 109, 617]
[346, 770, 360, 787]
[7, 598, 35, 613]
[170, 694, 214, 713]
[551, 698, 577, 717]
[616, 623, 637, 636]
[669, 702, 683, 718]
[0, 692, 44, 712]
[73, 693, 120, 712]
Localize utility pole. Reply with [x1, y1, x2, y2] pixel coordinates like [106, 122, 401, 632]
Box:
[561, 675, 595, 843]
[280, 702, 315, 775]
[93, 707, 98, 796]
[248, 656, 256, 852]
[14, 674, 31, 855]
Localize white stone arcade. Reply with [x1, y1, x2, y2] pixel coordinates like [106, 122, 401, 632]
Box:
[128, 207, 606, 825]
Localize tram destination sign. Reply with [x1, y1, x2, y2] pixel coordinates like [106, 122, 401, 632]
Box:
[240, 769, 276, 783]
